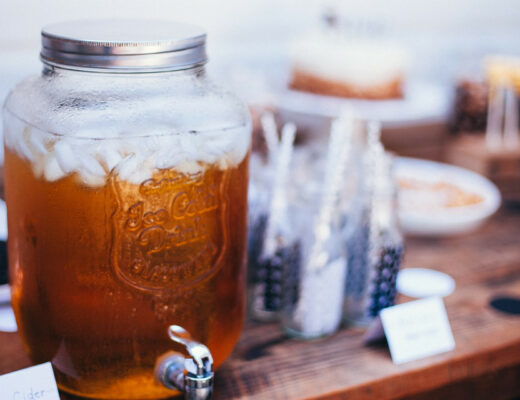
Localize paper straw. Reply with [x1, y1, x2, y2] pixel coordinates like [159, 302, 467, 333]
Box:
[260, 112, 280, 165]
[262, 122, 297, 257]
[503, 86, 519, 149]
[367, 120, 382, 146]
[486, 85, 505, 151]
[306, 111, 353, 273]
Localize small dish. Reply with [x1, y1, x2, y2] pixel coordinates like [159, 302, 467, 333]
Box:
[395, 157, 501, 236]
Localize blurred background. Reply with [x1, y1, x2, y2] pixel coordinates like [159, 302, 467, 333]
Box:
[2, 0, 520, 76]
[2, 0, 520, 162]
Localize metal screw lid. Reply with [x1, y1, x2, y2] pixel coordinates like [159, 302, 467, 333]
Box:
[40, 20, 207, 72]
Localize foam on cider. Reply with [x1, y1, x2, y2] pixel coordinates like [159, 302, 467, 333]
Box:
[4, 112, 251, 187]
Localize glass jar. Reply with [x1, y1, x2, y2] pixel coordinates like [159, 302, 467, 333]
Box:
[3, 20, 251, 399]
[344, 136, 404, 326]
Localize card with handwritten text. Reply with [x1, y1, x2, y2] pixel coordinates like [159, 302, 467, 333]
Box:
[381, 297, 456, 364]
[0, 362, 60, 400]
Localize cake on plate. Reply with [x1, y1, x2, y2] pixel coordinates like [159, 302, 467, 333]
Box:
[289, 32, 410, 100]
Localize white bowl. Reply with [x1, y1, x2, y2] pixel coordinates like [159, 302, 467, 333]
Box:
[395, 157, 501, 236]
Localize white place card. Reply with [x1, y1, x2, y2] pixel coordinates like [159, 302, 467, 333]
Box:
[380, 297, 455, 365]
[0, 362, 59, 400]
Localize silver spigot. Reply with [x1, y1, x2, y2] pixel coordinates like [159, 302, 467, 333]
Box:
[156, 325, 214, 400]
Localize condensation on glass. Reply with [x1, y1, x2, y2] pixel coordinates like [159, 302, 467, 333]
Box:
[3, 20, 251, 399]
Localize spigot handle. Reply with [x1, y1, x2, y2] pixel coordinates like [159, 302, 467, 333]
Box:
[156, 325, 214, 400]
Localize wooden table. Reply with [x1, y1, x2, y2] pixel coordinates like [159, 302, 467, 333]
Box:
[446, 134, 520, 201]
[2, 207, 520, 399]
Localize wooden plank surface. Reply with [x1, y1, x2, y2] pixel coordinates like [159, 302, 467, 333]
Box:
[1, 207, 520, 399]
[446, 134, 520, 201]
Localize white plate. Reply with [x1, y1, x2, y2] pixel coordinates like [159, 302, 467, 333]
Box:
[276, 81, 451, 126]
[397, 268, 456, 298]
[395, 157, 501, 236]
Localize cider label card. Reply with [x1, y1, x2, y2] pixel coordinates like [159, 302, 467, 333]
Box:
[380, 297, 455, 365]
[0, 362, 60, 400]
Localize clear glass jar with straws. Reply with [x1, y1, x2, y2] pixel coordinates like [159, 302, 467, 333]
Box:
[343, 123, 404, 326]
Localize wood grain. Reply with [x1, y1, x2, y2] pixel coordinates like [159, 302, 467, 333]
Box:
[1, 207, 520, 399]
[446, 134, 520, 200]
